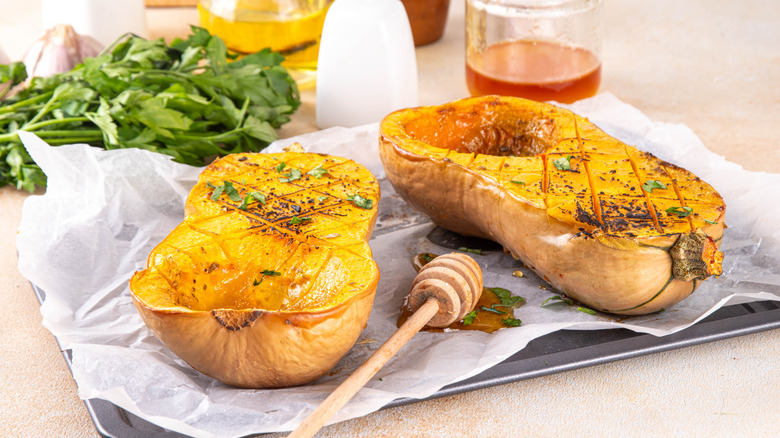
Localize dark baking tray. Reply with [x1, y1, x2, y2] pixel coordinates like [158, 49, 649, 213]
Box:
[32, 282, 780, 437]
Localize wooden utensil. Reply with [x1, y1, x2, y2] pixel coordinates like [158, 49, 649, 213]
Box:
[288, 253, 483, 438]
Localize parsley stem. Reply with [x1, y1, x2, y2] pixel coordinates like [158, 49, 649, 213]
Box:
[23, 116, 92, 131]
[44, 136, 104, 145]
[0, 92, 53, 115]
[33, 129, 103, 137]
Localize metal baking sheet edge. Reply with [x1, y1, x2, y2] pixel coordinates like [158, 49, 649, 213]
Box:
[31, 283, 780, 437]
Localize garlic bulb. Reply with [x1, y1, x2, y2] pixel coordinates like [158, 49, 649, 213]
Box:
[23, 24, 103, 78]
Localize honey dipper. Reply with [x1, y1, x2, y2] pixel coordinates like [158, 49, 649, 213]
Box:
[288, 253, 483, 438]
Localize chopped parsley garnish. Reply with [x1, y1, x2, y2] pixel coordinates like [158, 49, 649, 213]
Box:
[510, 180, 526, 185]
[642, 179, 667, 192]
[254, 269, 281, 285]
[480, 305, 506, 315]
[541, 295, 597, 315]
[704, 219, 718, 225]
[279, 168, 302, 183]
[463, 310, 478, 325]
[666, 206, 693, 218]
[289, 215, 312, 225]
[502, 317, 522, 327]
[419, 253, 436, 263]
[275, 162, 286, 173]
[317, 195, 328, 202]
[553, 155, 573, 171]
[489, 287, 524, 308]
[541, 295, 574, 307]
[237, 191, 266, 210]
[208, 181, 241, 202]
[347, 194, 373, 209]
[458, 247, 483, 255]
[308, 165, 328, 178]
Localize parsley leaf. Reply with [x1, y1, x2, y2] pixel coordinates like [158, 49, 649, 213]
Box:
[307, 165, 328, 178]
[510, 180, 526, 186]
[541, 295, 597, 315]
[489, 287, 524, 308]
[209, 181, 241, 202]
[289, 215, 311, 225]
[0, 27, 301, 192]
[541, 295, 574, 307]
[275, 161, 287, 173]
[642, 179, 667, 192]
[347, 194, 373, 209]
[254, 269, 281, 285]
[704, 219, 718, 225]
[279, 168, 302, 183]
[666, 206, 693, 218]
[502, 317, 522, 327]
[463, 310, 478, 325]
[480, 305, 507, 315]
[553, 155, 573, 171]
[238, 191, 266, 210]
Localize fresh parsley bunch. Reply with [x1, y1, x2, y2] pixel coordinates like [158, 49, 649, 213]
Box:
[0, 26, 301, 191]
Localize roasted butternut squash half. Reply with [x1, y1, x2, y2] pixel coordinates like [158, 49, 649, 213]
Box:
[379, 96, 725, 315]
[130, 150, 380, 388]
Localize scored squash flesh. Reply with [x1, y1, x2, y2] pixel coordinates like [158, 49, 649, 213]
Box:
[130, 150, 380, 388]
[379, 96, 725, 315]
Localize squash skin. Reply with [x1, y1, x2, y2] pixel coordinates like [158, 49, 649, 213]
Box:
[130, 151, 380, 388]
[379, 96, 725, 315]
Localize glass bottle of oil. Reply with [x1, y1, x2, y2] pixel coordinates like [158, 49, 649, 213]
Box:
[198, 0, 332, 86]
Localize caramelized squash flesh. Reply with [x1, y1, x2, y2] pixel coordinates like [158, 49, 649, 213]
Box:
[130, 151, 380, 388]
[379, 96, 725, 315]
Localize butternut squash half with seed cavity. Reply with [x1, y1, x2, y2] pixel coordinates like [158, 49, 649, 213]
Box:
[130, 150, 380, 388]
[379, 96, 725, 315]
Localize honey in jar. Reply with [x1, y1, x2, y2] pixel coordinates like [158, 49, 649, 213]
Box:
[198, 0, 331, 86]
[466, 0, 603, 104]
[466, 39, 601, 104]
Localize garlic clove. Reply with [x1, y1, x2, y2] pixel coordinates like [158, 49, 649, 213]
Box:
[23, 24, 103, 79]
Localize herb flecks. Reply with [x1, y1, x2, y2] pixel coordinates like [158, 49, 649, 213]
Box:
[458, 247, 483, 255]
[208, 180, 241, 202]
[238, 191, 266, 210]
[255, 269, 281, 285]
[347, 194, 373, 209]
[541, 294, 598, 315]
[308, 164, 328, 179]
[642, 179, 667, 193]
[279, 168, 302, 183]
[666, 206, 693, 218]
[553, 155, 573, 171]
[289, 215, 312, 225]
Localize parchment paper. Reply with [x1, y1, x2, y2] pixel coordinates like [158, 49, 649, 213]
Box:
[16, 93, 780, 437]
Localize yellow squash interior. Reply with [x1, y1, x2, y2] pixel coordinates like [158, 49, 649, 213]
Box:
[131, 152, 380, 313]
[393, 98, 725, 238]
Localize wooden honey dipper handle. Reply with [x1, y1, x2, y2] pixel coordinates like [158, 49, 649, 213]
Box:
[288, 253, 482, 438]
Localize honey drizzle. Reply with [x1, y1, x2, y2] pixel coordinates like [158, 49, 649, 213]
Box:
[402, 253, 517, 333]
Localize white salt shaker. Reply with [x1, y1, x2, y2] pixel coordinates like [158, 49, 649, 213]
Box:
[316, 0, 418, 129]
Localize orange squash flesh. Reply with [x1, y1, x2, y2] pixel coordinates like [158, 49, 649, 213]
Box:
[130, 151, 380, 388]
[379, 96, 725, 315]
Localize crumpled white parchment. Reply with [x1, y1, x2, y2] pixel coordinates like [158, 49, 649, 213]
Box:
[16, 93, 780, 437]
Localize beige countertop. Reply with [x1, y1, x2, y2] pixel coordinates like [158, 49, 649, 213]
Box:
[1, 1, 779, 437]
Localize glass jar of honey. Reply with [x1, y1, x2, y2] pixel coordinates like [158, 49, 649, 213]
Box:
[198, 0, 332, 87]
[466, 0, 602, 103]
